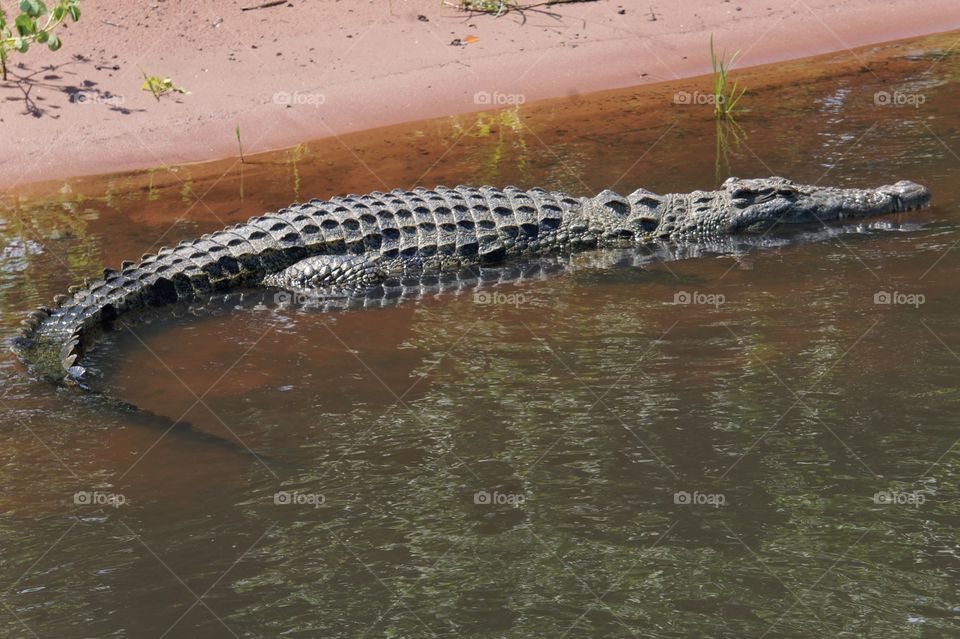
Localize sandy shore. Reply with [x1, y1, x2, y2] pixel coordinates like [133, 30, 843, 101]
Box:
[0, 0, 957, 189]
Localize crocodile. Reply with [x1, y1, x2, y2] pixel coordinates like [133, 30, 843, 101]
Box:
[11, 176, 931, 384]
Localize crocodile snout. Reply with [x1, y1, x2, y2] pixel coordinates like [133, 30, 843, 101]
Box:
[877, 180, 931, 211]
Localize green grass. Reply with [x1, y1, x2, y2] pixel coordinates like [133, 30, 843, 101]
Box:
[710, 34, 746, 119]
[236, 124, 245, 163]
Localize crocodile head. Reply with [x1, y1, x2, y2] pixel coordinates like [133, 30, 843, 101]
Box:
[721, 176, 931, 234]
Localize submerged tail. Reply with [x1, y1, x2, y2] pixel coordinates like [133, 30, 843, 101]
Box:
[82, 389, 278, 464]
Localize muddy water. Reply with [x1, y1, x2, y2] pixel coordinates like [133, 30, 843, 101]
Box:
[2, 33, 960, 638]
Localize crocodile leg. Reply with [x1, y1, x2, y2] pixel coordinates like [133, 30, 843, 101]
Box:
[262, 254, 386, 298]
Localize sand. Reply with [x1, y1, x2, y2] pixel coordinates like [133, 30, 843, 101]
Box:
[0, 0, 957, 189]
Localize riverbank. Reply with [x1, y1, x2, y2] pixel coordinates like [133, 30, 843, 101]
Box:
[0, 0, 957, 189]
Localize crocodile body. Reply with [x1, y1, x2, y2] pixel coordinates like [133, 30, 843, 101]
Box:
[11, 177, 931, 383]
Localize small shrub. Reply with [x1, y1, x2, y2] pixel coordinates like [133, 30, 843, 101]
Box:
[141, 71, 190, 101]
[0, 0, 82, 81]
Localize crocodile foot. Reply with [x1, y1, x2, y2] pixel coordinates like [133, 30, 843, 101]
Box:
[263, 254, 386, 298]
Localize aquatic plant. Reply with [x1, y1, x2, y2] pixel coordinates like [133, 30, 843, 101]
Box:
[0, 0, 81, 81]
[710, 34, 746, 119]
[715, 117, 746, 185]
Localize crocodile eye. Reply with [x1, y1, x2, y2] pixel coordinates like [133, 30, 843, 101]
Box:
[730, 187, 755, 199]
[754, 185, 799, 203]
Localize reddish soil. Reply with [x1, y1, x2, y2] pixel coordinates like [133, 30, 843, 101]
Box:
[0, 0, 957, 189]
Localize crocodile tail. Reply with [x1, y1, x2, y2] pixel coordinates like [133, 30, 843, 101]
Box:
[10, 202, 331, 382]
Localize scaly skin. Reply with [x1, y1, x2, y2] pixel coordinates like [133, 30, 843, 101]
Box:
[11, 177, 931, 383]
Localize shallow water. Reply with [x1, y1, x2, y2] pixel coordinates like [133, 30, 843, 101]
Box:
[2, 33, 960, 638]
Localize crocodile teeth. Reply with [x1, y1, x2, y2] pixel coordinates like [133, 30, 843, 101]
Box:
[53, 294, 69, 306]
[68, 285, 81, 294]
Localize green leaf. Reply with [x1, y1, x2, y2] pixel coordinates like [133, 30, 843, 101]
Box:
[14, 37, 28, 53]
[52, 6, 64, 20]
[35, 30, 48, 42]
[67, 5, 79, 21]
[46, 33, 60, 50]
[19, 0, 43, 18]
[14, 14, 36, 36]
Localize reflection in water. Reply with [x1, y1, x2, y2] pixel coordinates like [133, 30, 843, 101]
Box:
[285, 144, 311, 203]
[715, 117, 747, 184]
[1, 32, 960, 638]
[451, 108, 530, 185]
[0, 196, 100, 333]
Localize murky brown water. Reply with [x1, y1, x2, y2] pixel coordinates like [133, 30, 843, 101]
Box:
[2, 33, 960, 638]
